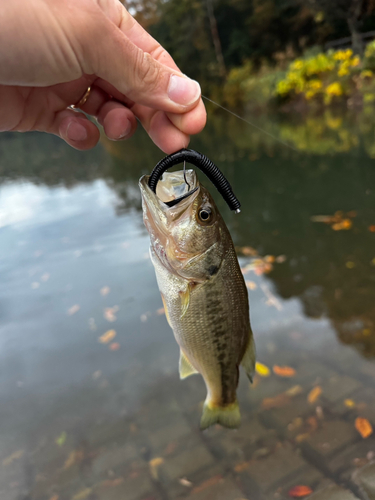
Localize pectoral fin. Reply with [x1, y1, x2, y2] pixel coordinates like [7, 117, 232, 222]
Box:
[179, 286, 190, 318]
[241, 335, 256, 383]
[179, 350, 198, 379]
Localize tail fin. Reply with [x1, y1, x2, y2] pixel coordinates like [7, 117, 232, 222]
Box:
[200, 401, 241, 430]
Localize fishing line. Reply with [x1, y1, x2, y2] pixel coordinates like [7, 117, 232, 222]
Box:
[201, 95, 299, 153]
[183, 160, 191, 191]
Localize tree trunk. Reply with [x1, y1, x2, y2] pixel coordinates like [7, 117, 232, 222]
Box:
[205, 0, 226, 77]
[348, 0, 364, 54]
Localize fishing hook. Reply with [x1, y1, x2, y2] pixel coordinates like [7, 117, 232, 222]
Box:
[148, 149, 241, 213]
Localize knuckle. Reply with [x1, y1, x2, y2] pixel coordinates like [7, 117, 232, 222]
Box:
[134, 52, 163, 92]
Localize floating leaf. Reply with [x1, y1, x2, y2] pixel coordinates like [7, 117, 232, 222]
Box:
[355, 417, 373, 439]
[239, 246, 258, 256]
[149, 457, 164, 479]
[109, 342, 120, 351]
[262, 393, 290, 409]
[104, 306, 118, 322]
[246, 281, 257, 290]
[100, 286, 110, 296]
[67, 305, 80, 316]
[255, 362, 270, 377]
[288, 485, 313, 497]
[2, 450, 24, 466]
[192, 475, 223, 494]
[156, 307, 165, 315]
[179, 478, 193, 487]
[344, 399, 356, 408]
[307, 416, 318, 432]
[234, 461, 250, 472]
[273, 365, 296, 377]
[55, 432, 67, 447]
[369, 225, 375, 232]
[332, 219, 352, 231]
[99, 330, 116, 344]
[63, 450, 84, 470]
[285, 385, 303, 397]
[276, 255, 287, 263]
[295, 433, 310, 443]
[308, 386, 322, 404]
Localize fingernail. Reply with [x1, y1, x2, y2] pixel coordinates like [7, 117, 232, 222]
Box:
[67, 121, 88, 141]
[116, 120, 132, 140]
[168, 75, 201, 106]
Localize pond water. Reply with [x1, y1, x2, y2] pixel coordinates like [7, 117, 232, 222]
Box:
[1, 109, 375, 500]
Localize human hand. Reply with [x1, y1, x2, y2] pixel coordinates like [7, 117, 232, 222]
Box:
[0, 0, 206, 153]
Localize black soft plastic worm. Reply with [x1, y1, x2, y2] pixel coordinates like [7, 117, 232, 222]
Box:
[148, 148, 241, 213]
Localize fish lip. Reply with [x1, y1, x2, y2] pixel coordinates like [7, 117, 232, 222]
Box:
[139, 171, 199, 222]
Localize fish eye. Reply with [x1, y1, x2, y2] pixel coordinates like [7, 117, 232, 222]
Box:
[198, 207, 212, 222]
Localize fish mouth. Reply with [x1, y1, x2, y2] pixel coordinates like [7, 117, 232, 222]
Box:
[139, 170, 199, 227]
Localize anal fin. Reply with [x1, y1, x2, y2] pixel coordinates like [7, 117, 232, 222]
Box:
[241, 335, 256, 383]
[179, 350, 198, 379]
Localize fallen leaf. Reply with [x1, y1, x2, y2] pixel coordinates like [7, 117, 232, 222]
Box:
[179, 478, 193, 487]
[239, 246, 258, 256]
[191, 475, 223, 494]
[104, 306, 118, 322]
[295, 433, 310, 443]
[355, 417, 373, 439]
[273, 365, 296, 377]
[63, 451, 77, 470]
[285, 385, 303, 397]
[288, 485, 313, 497]
[344, 399, 356, 408]
[346, 261, 355, 269]
[55, 432, 67, 447]
[246, 281, 257, 290]
[156, 307, 165, 315]
[100, 286, 110, 296]
[67, 305, 80, 316]
[109, 342, 120, 351]
[262, 393, 291, 409]
[255, 362, 270, 377]
[307, 416, 318, 432]
[234, 461, 250, 472]
[149, 457, 164, 479]
[2, 450, 24, 466]
[72, 488, 92, 500]
[369, 225, 375, 232]
[276, 255, 287, 263]
[332, 219, 352, 231]
[308, 386, 322, 404]
[99, 330, 116, 344]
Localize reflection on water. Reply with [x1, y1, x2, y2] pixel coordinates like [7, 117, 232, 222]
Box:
[0, 111, 375, 500]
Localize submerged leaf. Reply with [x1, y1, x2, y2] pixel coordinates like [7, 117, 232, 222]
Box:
[255, 362, 270, 377]
[273, 365, 296, 377]
[191, 475, 223, 494]
[308, 386, 322, 404]
[149, 457, 164, 479]
[99, 330, 116, 344]
[344, 399, 356, 408]
[2, 450, 25, 466]
[355, 417, 373, 438]
[288, 485, 313, 497]
[67, 305, 80, 316]
[55, 432, 67, 447]
[104, 306, 119, 322]
[72, 488, 92, 500]
[246, 281, 257, 290]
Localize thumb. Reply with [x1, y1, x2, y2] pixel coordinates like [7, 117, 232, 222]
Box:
[81, 13, 201, 113]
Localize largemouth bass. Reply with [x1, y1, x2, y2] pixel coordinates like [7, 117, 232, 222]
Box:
[139, 170, 255, 429]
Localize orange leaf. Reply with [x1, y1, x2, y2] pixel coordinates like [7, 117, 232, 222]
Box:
[98, 330, 116, 344]
[369, 225, 375, 232]
[308, 386, 322, 404]
[262, 393, 291, 409]
[234, 461, 250, 472]
[355, 417, 373, 438]
[288, 485, 313, 497]
[109, 342, 120, 351]
[273, 365, 296, 377]
[191, 475, 223, 494]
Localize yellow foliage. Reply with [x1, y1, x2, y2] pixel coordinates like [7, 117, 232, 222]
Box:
[326, 82, 343, 96]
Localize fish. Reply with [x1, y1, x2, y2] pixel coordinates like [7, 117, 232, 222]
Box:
[139, 169, 255, 429]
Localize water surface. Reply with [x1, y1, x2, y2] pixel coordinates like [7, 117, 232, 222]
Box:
[1, 112, 375, 500]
